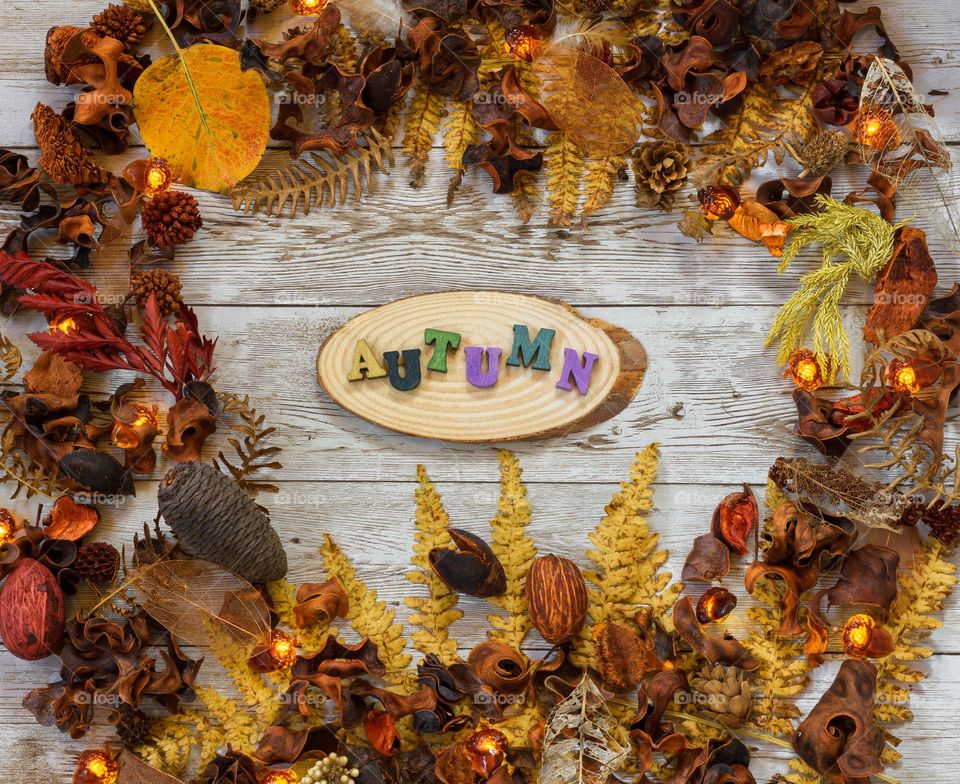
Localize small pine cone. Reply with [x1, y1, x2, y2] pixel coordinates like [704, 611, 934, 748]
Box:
[131, 268, 183, 315]
[158, 462, 287, 584]
[141, 191, 203, 249]
[74, 541, 120, 583]
[631, 140, 691, 211]
[689, 664, 752, 728]
[115, 705, 153, 747]
[91, 4, 152, 51]
[31, 103, 107, 186]
[794, 130, 851, 174]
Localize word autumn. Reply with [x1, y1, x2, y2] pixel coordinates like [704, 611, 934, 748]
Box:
[346, 324, 600, 394]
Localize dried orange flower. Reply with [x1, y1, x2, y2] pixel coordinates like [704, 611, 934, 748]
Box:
[786, 349, 825, 391]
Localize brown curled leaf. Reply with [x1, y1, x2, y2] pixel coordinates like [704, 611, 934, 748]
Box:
[466, 641, 531, 694]
[673, 596, 759, 670]
[294, 577, 349, 627]
[162, 396, 217, 463]
[44, 495, 100, 541]
[745, 561, 817, 638]
[682, 533, 730, 582]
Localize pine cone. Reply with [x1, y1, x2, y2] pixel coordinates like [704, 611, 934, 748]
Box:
[91, 4, 152, 50]
[115, 705, 153, 747]
[141, 191, 203, 249]
[74, 541, 120, 583]
[689, 664, 752, 728]
[794, 130, 851, 174]
[158, 462, 287, 584]
[631, 140, 691, 211]
[131, 268, 183, 315]
[31, 103, 107, 186]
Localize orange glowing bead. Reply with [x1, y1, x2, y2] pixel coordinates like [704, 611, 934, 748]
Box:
[697, 185, 741, 221]
[259, 771, 298, 784]
[465, 728, 508, 776]
[267, 630, 298, 670]
[695, 586, 737, 624]
[856, 106, 900, 150]
[889, 359, 921, 394]
[506, 26, 540, 62]
[49, 316, 78, 334]
[73, 750, 119, 784]
[291, 0, 327, 14]
[841, 614, 877, 658]
[786, 349, 825, 391]
[143, 157, 173, 197]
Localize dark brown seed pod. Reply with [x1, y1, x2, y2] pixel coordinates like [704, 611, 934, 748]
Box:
[525, 554, 588, 645]
[60, 449, 135, 496]
[429, 528, 506, 598]
[593, 621, 646, 691]
[158, 461, 287, 584]
[0, 558, 65, 660]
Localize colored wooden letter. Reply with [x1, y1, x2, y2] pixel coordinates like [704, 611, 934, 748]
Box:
[383, 349, 423, 391]
[347, 339, 387, 381]
[465, 346, 502, 388]
[556, 349, 599, 395]
[506, 324, 555, 371]
[424, 329, 462, 373]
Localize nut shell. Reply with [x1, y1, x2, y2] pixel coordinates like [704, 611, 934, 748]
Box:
[525, 554, 588, 645]
[0, 558, 65, 660]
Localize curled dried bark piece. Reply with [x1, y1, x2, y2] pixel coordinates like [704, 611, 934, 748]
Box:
[711, 485, 757, 556]
[673, 596, 759, 670]
[462, 144, 543, 194]
[406, 15, 480, 102]
[682, 533, 730, 582]
[593, 622, 646, 691]
[467, 641, 531, 694]
[253, 724, 338, 765]
[44, 495, 100, 541]
[294, 577, 349, 627]
[794, 659, 885, 780]
[429, 528, 506, 597]
[629, 668, 689, 772]
[744, 561, 817, 637]
[162, 396, 217, 463]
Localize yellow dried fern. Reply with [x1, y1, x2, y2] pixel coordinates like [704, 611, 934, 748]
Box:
[486, 450, 537, 650]
[406, 466, 462, 663]
[546, 132, 584, 228]
[322, 533, 413, 682]
[571, 444, 682, 667]
[330, 24, 360, 71]
[443, 101, 480, 175]
[0, 333, 21, 382]
[403, 86, 445, 189]
[229, 128, 394, 217]
[581, 155, 624, 229]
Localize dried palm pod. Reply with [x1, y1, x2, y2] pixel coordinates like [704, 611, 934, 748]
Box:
[91, 4, 152, 51]
[114, 704, 153, 747]
[31, 103, 107, 186]
[157, 461, 287, 584]
[429, 529, 506, 597]
[74, 541, 120, 583]
[688, 664, 752, 728]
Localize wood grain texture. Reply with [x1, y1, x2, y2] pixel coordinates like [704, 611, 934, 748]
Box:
[1, 0, 960, 780]
[316, 292, 647, 442]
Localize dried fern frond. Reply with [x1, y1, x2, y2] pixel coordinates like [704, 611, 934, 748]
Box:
[214, 392, 283, 495]
[858, 57, 959, 252]
[0, 333, 22, 382]
[766, 195, 904, 380]
[546, 132, 584, 228]
[571, 444, 681, 667]
[769, 456, 909, 531]
[405, 465, 462, 663]
[486, 450, 537, 650]
[321, 533, 413, 683]
[874, 538, 956, 758]
[0, 430, 64, 500]
[443, 100, 480, 203]
[403, 86, 445, 189]
[540, 676, 629, 784]
[229, 128, 394, 217]
[580, 155, 624, 229]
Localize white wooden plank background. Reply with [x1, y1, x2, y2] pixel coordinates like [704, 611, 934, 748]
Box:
[1, 1, 959, 781]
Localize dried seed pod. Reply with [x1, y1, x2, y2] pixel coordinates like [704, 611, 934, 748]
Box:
[593, 621, 646, 690]
[44, 495, 100, 541]
[688, 664, 752, 728]
[525, 554, 588, 645]
[695, 587, 737, 624]
[429, 529, 506, 598]
[467, 641, 531, 694]
[0, 558, 65, 660]
[711, 485, 758, 556]
[158, 461, 287, 584]
[59, 449, 135, 496]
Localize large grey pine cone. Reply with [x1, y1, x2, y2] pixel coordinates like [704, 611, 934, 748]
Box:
[158, 462, 287, 584]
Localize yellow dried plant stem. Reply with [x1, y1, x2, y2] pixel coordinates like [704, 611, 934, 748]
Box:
[406, 466, 462, 663]
[403, 87, 446, 189]
[322, 534, 413, 683]
[546, 132, 584, 228]
[486, 450, 537, 649]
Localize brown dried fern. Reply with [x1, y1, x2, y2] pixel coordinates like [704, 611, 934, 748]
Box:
[229, 128, 394, 217]
[213, 392, 283, 495]
[0, 430, 64, 500]
[0, 333, 22, 382]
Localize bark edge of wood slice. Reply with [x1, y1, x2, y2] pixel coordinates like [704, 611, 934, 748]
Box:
[316, 291, 647, 443]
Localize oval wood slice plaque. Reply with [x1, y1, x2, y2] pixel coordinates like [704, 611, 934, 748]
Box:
[316, 291, 646, 442]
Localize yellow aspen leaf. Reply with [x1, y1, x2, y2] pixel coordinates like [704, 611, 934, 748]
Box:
[133, 44, 271, 193]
